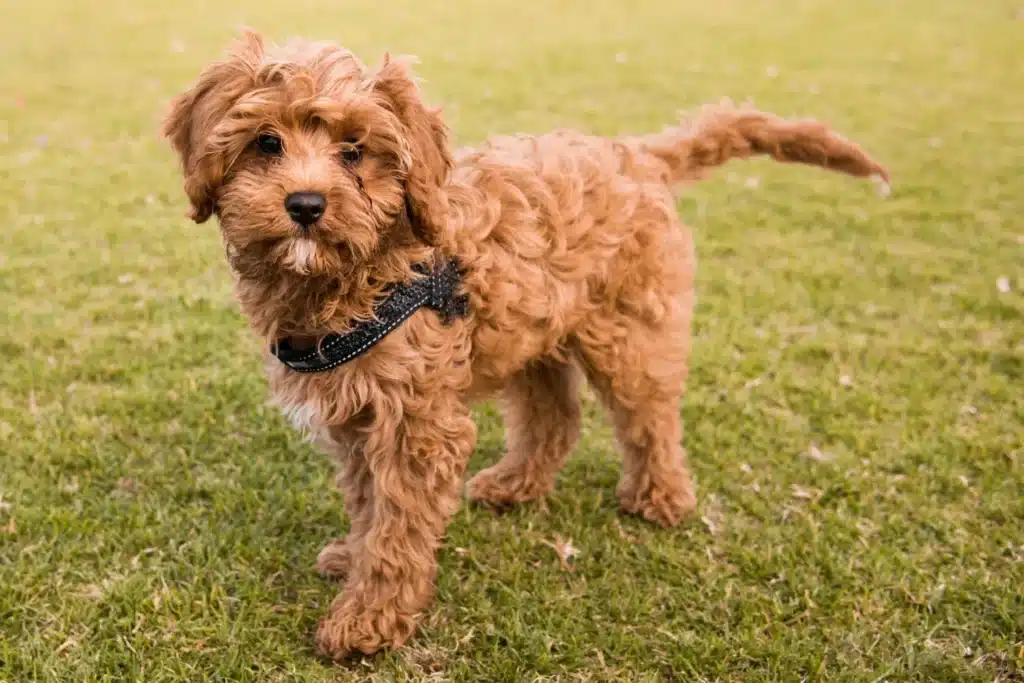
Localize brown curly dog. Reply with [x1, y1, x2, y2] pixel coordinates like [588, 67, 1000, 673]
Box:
[163, 30, 888, 660]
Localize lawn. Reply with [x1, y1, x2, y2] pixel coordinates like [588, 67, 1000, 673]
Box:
[1, 0, 1022, 680]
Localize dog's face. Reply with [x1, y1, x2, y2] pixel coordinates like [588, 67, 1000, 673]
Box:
[163, 31, 451, 276]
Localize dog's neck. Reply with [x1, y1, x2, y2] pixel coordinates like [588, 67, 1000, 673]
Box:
[228, 232, 436, 342]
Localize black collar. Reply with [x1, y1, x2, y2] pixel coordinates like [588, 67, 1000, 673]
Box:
[270, 258, 469, 373]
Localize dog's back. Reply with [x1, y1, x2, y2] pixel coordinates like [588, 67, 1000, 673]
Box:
[445, 102, 888, 387]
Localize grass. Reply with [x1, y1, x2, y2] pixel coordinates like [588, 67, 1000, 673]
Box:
[1, 0, 1022, 680]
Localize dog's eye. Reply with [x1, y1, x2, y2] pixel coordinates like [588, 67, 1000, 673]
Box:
[340, 139, 362, 165]
[256, 132, 283, 156]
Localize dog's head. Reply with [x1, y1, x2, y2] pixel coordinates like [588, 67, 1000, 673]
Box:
[163, 30, 451, 276]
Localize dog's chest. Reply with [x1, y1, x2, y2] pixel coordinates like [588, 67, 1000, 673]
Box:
[276, 395, 321, 433]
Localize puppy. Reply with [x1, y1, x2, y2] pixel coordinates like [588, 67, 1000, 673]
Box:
[164, 30, 888, 659]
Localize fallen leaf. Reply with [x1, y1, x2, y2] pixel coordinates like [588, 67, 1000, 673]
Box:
[702, 495, 725, 536]
[656, 627, 681, 642]
[55, 637, 79, 655]
[131, 548, 157, 569]
[701, 515, 720, 536]
[541, 534, 579, 571]
[803, 444, 835, 462]
[744, 176, 761, 189]
[740, 463, 752, 473]
[928, 137, 943, 149]
[791, 485, 814, 500]
[117, 478, 137, 493]
[765, 65, 779, 78]
[857, 520, 879, 538]
[1, 518, 15, 534]
[118, 273, 134, 284]
[996, 276, 1011, 293]
[839, 374, 854, 387]
[615, 519, 637, 542]
[150, 587, 168, 610]
[744, 377, 763, 389]
[80, 581, 113, 600]
[614, 52, 628, 64]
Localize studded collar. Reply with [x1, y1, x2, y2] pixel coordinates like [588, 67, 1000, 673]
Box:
[269, 258, 469, 373]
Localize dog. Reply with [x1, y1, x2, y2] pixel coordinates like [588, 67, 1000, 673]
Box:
[163, 30, 888, 659]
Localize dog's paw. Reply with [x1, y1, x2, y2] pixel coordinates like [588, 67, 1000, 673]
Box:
[618, 481, 697, 528]
[316, 538, 356, 579]
[315, 616, 376, 660]
[315, 595, 414, 661]
[466, 465, 552, 506]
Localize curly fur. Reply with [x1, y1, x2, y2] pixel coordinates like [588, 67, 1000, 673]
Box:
[163, 30, 889, 660]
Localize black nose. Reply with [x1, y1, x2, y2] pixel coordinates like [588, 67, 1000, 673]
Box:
[285, 192, 326, 227]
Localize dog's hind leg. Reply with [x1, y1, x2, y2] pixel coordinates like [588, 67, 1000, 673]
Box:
[573, 306, 697, 528]
[466, 359, 582, 505]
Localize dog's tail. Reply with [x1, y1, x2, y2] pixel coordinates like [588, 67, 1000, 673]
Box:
[628, 99, 890, 188]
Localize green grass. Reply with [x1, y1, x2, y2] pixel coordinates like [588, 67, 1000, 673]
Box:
[1, 0, 1022, 680]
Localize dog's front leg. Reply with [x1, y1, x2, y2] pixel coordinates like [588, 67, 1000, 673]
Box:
[315, 390, 476, 659]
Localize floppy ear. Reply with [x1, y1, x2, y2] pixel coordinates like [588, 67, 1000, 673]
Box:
[162, 30, 265, 223]
[371, 55, 452, 245]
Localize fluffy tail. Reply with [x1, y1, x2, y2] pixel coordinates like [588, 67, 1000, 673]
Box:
[631, 100, 890, 187]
